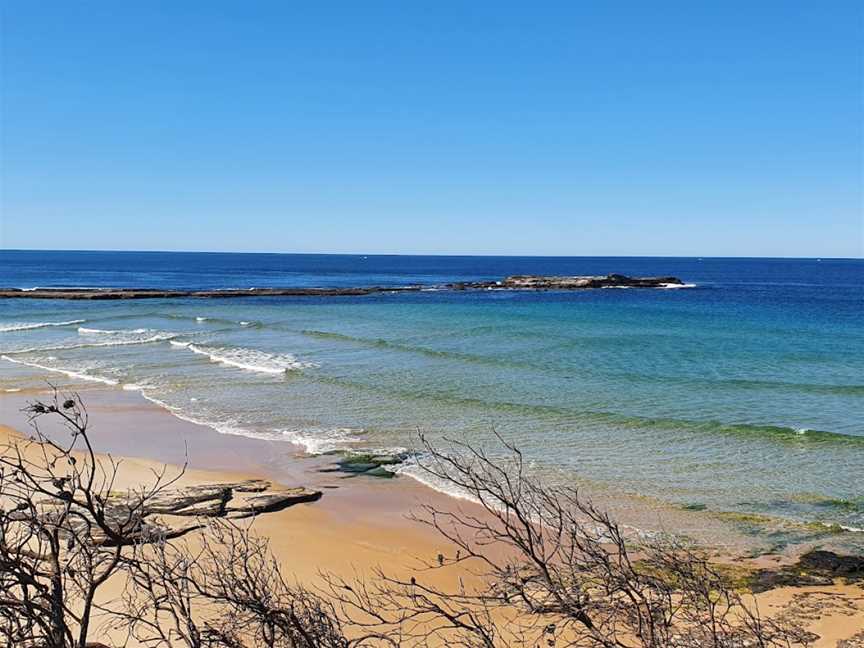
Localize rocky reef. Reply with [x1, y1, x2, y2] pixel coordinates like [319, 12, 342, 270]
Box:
[0, 274, 686, 300]
[451, 274, 684, 290]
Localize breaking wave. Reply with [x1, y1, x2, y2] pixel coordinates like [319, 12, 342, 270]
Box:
[170, 341, 317, 374]
[0, 355, 118, 385]
[78, 326, 148, 335]
[276, 426, 366, 454]
[137, 392, 364, 455]
[3, 329, 178, 355]
[0, 319, 85, 332]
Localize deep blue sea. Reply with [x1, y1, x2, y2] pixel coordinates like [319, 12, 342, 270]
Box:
[2, 250, 862, 553]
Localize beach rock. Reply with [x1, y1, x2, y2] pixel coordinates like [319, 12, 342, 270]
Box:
[29, 479, 322, 546]
[141, 485, 233, 516]
[799, 550, 864, 575]
[748, 550, 864, 592]
[225, 488, 322, 518]
[838, 631, 864, 648]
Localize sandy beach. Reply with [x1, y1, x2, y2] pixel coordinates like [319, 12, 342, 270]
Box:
[1, 385, 862, 646]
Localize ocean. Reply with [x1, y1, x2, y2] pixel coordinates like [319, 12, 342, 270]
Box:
[1, 250, 862, 553]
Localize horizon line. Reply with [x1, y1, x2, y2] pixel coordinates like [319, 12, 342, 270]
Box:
[0, 248, 861, 261]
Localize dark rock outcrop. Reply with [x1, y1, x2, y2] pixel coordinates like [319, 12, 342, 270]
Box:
[452, 274, 684, 290]
[320, 452, 405, 478]
[226, 488, 323, 518]
[0, 275, 687, 300]
[19, 479, 322, 546]
[748, 550, 864, 592]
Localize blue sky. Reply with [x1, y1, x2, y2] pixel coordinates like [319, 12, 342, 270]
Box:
[1, 2, 861, 257]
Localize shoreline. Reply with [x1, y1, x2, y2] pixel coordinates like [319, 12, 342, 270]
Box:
[2, 375, 861, 553]
[0, 386, 468, 530]
[2, 385, 864, 644]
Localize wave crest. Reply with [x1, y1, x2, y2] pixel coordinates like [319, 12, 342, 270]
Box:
[171, 341, 317, 374]
[0, 355, 118, 385]
[0, 319, 85, 332]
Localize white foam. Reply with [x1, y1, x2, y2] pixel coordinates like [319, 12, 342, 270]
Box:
[78, 326, 147, 335]
[277, 427, 365, 454]
[172, 342, 317, 374]
[6, 331, 177, 355]
[815, 521, 864, 533]
[122, 383, 144, 391]
[3, 388, 21, 392]
[661, 283, 697, 289]
[0, 355, 119, 386]
[136, 388, 365, 455]
[138, 393, 255, 438]
[0, 319, 86, 332]
[395, 459, 484, 504]
[196, 317, 208, 322]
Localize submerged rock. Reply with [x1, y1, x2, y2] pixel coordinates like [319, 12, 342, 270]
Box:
[338, 462, 380, 473]
[364, 466, 396, 478]
[321, 452, 406, 478]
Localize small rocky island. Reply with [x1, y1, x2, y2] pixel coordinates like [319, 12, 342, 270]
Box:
[452, 274, 685, 290]
[0, 274, 686, 300]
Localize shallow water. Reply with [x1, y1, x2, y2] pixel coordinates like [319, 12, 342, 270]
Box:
[1, 251, 862, 552]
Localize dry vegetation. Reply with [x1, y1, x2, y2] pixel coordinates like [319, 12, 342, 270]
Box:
[1, 391, 814, 647]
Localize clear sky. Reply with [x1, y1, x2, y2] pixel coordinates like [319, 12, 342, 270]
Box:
[1, 1, 862, 257]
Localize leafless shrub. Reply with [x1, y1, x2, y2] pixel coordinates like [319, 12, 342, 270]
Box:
[0, 388, 185, 648]
[325, 433, 814, 647]
[108, 519, 354, 648]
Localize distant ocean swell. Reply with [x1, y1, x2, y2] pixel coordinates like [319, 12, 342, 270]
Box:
[3, 347, 858, 447]
[299, 328, 864, 397]
[3, 317, 860, 447]
[5, 319, 862, 399]
[305, 372, 863, 445]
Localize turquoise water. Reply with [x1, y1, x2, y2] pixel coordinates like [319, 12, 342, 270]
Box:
[1, 252, 862, 551]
